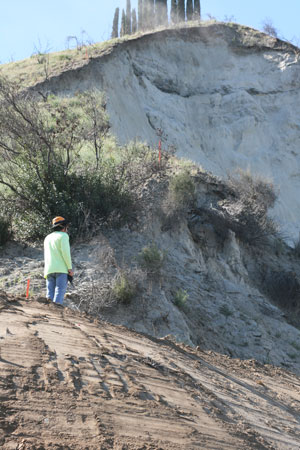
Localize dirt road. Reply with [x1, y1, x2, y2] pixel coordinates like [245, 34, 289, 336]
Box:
[0, 291, 299, 449]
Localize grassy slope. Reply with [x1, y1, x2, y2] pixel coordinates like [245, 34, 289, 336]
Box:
[0, 39, 120, 87]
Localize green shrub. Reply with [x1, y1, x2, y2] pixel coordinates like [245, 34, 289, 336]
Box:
[174, 289, 189, 308]
[3, 158, 133, 241]
[139, 243, 166, 275]
[0, 77, 174, 241]
[161, 170, 196, 231]
[168, 170, 196, 209]
[0, 79, 136, 240]
[109, 140, 169, 190]
[112, 272, 136, 304]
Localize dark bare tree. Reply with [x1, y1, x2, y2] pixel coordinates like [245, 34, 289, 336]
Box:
[262, 17, 278, 37]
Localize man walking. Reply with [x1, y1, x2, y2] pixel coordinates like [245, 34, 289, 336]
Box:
[44, 216, 73, 305]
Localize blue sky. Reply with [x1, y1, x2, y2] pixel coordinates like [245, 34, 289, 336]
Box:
[1, 0, 299, 64]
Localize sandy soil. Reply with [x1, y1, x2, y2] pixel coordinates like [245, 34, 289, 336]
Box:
[0, 292, 300, 449]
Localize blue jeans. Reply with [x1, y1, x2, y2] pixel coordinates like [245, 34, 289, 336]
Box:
[46, 273, 68, 305]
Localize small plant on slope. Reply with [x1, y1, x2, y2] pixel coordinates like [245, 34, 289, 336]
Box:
[174, 289, 189, 309]
[168, 170, 196, 210]
[139, 243, 166, 276]
[112, 271, 137, 305]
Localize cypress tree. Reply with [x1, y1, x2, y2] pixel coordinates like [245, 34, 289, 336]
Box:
[161, 0, 168, 25]
[142, 0, 149, 30]
[171, 0, 178, 24]
[186, 0, 193, 21]
[155, 0, 160, 26]
[126, 0, 132, 34]
[154, 0, 161, 26]
[150, 0, 155, 28]
[120, 9, 126, 37]
[177, 0, 185, 22]
[111, 7, 119, 38]
[194, 0, 201, 20]
[138, 0, 143, 30]
[156, 0, 168, 26]
[132, 8, 137, 33]
[145, 0, 154, 30]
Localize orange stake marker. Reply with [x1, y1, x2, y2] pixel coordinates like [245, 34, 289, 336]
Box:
[26, 279, 30, 299]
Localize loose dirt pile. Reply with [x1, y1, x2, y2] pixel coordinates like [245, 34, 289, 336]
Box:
[0, 291, 300, 449]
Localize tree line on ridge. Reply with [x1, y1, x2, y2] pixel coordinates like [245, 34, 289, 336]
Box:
[112, 0, 201, 38]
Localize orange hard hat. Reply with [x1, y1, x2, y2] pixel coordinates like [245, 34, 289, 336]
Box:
[52, 216, 67, 227]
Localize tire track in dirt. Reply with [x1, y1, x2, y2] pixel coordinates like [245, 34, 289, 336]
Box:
[0, 294, 300, 448]
[54, 307, 300, 449]
[59, 313, 274, 449]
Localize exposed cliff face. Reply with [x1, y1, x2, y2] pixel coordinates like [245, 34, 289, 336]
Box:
[39, 23, 300, 242]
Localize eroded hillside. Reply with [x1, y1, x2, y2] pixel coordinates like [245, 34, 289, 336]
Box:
[1, 23, 300, 449]
[28, 23, 300, 242]
[1, 163, 300, 376]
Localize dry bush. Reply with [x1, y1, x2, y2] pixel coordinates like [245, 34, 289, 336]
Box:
[227, 169, 277, 210]
[111, 271, 137, 304]
[191, 169, 278, 246]
[161, 170, 196, 230]
[75, 268, 145, 314]
[75, 279, 116, 314]
[138, 243, 166, 277]
[116, 141, 170, 191]
[262, 18, 278, 38]
[168, 170, 196, 209]
[225, 169, 278, 244]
